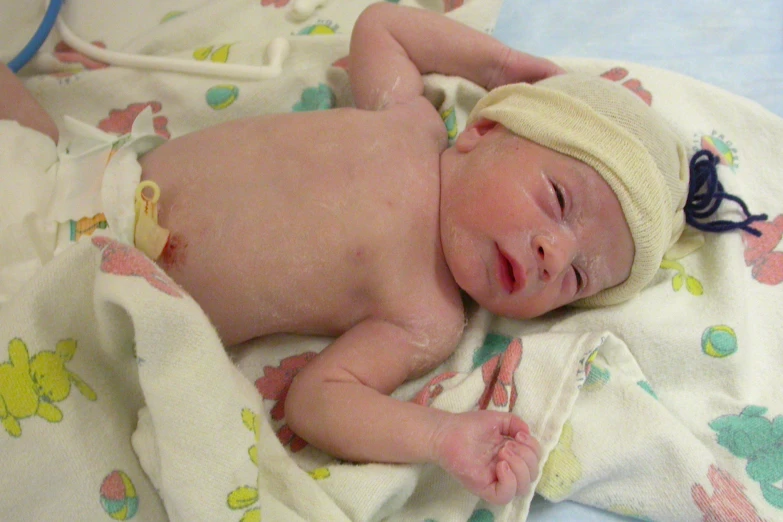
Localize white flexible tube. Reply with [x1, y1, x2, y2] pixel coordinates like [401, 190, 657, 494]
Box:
[290, 0, 330, 21]
[55, 15, 290, 80]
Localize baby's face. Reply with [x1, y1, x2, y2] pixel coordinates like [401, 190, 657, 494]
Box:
[439, 119, 634, 318]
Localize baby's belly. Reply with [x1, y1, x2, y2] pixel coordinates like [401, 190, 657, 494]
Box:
[158, 214, 379, 346]
[139, 106, 441, 346]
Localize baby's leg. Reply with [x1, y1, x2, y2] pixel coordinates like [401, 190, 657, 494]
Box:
[0, 62, 58, 143]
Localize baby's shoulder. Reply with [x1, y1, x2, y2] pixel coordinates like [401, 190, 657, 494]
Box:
[382, 96, 449, 149]
[391, 282, 466, 376]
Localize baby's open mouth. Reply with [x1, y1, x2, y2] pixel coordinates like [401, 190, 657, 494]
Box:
[496, 244, 524, 294]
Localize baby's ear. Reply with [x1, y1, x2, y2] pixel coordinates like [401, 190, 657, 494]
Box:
[455, 118, 497, 153]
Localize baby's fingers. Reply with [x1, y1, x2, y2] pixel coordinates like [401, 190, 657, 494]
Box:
[499, 414, 531, 439]
[490, 51, 566, 90]
[515, 431, 542, 474]
[501, 439, 539, 496]
[480, 461, 517, 505]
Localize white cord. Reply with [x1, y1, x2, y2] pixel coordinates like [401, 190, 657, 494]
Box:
[55, 14, 290, 80]
[290, 0, 330, 21]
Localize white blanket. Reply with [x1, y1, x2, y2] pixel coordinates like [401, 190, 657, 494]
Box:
[1, 1, 782, 521]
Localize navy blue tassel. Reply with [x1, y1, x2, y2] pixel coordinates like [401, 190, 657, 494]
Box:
[684, 150, 767, 237]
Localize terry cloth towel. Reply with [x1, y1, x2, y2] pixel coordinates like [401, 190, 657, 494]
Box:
[0, 232, 599, 521]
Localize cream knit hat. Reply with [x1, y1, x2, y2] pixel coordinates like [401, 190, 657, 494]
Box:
[467, 73, 691, 306]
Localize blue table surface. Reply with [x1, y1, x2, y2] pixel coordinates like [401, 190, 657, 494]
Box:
[493, 0, 783, 117]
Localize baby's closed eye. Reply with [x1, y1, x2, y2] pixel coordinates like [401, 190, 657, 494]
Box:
[551, 180, 566, 216]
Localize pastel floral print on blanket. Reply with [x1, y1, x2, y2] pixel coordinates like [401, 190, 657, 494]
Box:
[227, 409, 262, 522]
[92, 237, 183, 298]
[98, 102, 171, 140]
[99, 470, 140, 521]
[193, 44, 233, 64]
[710, 406, 783, 510]
[255, 352, 318, 452]
[412, 333, 523, 410]
[537, 421, 582, 501]
[52, 40, 110, 73]
[224, 407, 329, 522]
[600, 67, 653, 106]
[743, 215, 783, 286]
[691, 465, 766, 521]
[694, 131, 739, 171]
[477, 337, 522, 411]
[260, 0, 290, 8]
[292, 83, 335, 112]
[660, 258, 704, 296]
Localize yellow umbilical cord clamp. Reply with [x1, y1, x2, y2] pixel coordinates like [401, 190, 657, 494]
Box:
[134, 180, 170, 260]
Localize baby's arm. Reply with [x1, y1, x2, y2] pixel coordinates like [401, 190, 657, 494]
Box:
[348, 3, 563, 110]
[285, 318, 541, 505]
[0, 62, 58, 143]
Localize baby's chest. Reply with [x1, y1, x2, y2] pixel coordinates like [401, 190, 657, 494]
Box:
[294, 135, 442, 242]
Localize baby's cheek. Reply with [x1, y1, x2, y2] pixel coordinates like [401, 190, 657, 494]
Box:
[585, 254, 616, 295]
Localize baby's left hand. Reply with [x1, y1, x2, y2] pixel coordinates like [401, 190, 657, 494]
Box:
[487, 49, 565, 91]
[432, 410, 541, 505]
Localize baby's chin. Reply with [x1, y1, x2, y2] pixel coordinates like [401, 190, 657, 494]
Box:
[469, 295, 549, 322]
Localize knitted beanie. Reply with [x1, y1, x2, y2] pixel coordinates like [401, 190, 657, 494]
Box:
[467, 73, 690, 306]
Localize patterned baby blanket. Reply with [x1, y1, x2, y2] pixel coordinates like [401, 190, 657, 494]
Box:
[1, 1, 782, 521]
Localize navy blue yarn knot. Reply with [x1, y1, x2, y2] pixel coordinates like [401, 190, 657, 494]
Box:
[684, 149, 767, 237]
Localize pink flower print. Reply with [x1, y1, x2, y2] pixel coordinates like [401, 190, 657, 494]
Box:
[600, 67, 653, 106]
[691, 465, 765, 522]
[621, 78, 653, 106]
[91, 237, 183, 298]
[411, 371, 459, 406]
[600, 67, 629, 82]
[742, 214, 783, 285]
[53, 41, 110, 70]
[478, 337, 522, 410]
[331, 56, 349, 71]
[255, 352, 317, 452]
[260, 0, 290, 7]
[98, 102, 171, 140]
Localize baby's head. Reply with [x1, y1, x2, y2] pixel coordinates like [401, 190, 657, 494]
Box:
[473, 73, 691, 307]
[439, 72, 691, 315]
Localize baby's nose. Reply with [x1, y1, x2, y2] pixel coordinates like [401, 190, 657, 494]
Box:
[533, 231, 576, 283]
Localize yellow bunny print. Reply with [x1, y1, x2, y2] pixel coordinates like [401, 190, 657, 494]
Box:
[0, 338, 96, 437]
